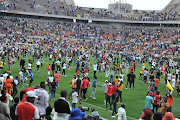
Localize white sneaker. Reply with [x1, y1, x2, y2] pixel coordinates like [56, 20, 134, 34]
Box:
[111, 116, 116, 118]
[92, 97, 96, 99]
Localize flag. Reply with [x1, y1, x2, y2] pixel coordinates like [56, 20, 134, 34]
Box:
[166, 80, 174, 91]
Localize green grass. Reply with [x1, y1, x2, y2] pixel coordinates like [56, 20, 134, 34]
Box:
[1, 55, 180, 120]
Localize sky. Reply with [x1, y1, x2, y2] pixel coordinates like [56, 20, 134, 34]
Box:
[74, 0, 171, 10]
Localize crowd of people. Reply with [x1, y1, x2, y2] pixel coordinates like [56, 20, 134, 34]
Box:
[0, 11, 179, 120]
[2, 0, 180, 21]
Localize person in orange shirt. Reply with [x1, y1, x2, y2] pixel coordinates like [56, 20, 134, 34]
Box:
[114, 76, 118, 85]
[167, 94, 174, 112]
[5, 75, 13, 95]
[54, 71, 61, 90]
[160, 98, 169, 115]
[68, 75, 77, 99]
[154, 78, 160, 91]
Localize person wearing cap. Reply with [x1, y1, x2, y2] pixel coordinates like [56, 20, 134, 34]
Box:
[139, 108, 152, 120]
[68, 108, 86, 120]
[34, 81, 49, 115]
[145, 92, 154, 111]
[97, 80, 109, 104]
[105, 83, 113, 110]
[15, 91, 40, 120]
[117, 103, 127, 120]
[162, 112, 176, 120]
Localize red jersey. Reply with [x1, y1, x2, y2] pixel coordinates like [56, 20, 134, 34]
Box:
[130, 66, 133, 72]
[17, 102, 37, 120]
[47, 65, 51, 71]
[81, 79, 89, 89]
[85, 69, 88, 73]
[153, 93, 162, 105]
[134, 62, 136, 67]
[106, 85, 113, 96]
[111, 85, 117, 94]
[77, 69, 80, 75]
[21, 87, 35, 103]
[165, 64, 168, 69]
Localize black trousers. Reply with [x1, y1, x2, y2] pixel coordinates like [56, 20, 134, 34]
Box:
[130, 80, 135, 89]
[82, 88, 87, 99]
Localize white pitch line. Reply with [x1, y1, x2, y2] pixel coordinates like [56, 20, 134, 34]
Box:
[23, 83, 137, 120]
[82, 102, 137, 120]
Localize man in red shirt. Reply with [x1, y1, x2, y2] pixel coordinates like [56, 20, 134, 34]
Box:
[153, 90, 162, 113]
[130, 65, 134, 73]
[47, 64, 51, 75]
[106, 83, 113, 110]
[81, 77, 89, 101]
[54, 71, 61, 90]
[133, 61, 136, 71]
[15, 91, 40, 120]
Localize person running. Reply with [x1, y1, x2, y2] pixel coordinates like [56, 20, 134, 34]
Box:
[62, 62, 66, 76]
[54, 71, 61, 90]
[36, 59, 41, 73]
[47, 64, 51, 76]
[4, 75, 13, 95]
[153, 90, 162, 113]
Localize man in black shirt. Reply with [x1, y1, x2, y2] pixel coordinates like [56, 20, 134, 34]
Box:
[10, 97, 19, 120]
[54, 90, 71, 119]
[130, 72, 136, 90]
[126, 72, 131, 89]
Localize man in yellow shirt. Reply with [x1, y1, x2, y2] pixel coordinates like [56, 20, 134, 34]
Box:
[114, 76, 119, 85]
[117, 79, 123, 104]
[0, 60, 4, 73]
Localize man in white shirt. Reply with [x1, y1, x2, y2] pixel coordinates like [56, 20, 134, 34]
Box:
[28, 62, 32, 70]
[93, 63, 97, 77]
[117, 104, 127, 120]
[19, 70, 24, 88]
[34, 81, 49, 115]
[0, 75, 4, 90]
[3, 71, 8, 81]
[36, 60, 41, 73]
[71, 89, 79, 109]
